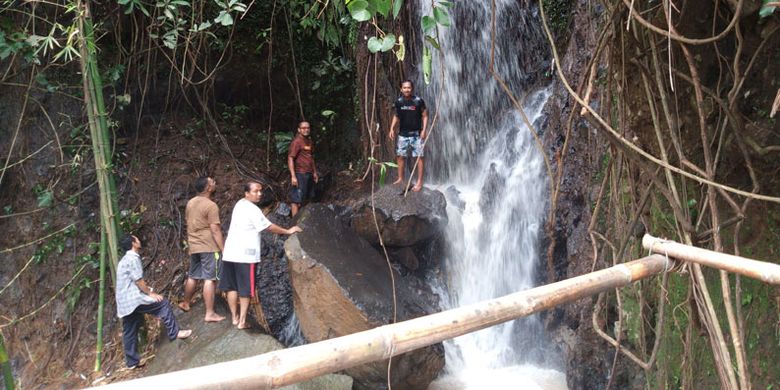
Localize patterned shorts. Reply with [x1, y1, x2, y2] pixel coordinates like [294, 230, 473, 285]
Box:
[396, 134, 424, 157]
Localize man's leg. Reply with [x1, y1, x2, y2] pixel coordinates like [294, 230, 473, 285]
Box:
[121, 312, 143, 367]
[203, 279, 224, 322]
[393, 156, 405, 185]
[237, 297, 251, 329]
[180, 277, 196, 311]
[226, 291, 239, 325]
[413, 157, 425, 192]
[136, 300, 190, 340]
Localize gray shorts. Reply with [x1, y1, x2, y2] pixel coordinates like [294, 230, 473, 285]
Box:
[188, 252, 221, 280]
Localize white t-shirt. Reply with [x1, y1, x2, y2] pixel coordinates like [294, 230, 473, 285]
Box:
[223, 198, 272, 263]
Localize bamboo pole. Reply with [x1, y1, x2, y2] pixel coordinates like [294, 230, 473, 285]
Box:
[643, 234, 780, 285]
[0, 332, 13, 390]
[94, 230, 107, 372]
[93, 255, 671, 390]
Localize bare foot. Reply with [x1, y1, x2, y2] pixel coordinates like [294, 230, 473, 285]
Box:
[392, 178, 403, 185]
[177, 302, 190, 312]
[177, 329, 192, 339]
[204, 313, 226, 322]
[412, 183, 423, 192]
[232, 316, 239, 326]
[237, 322, 252, 330]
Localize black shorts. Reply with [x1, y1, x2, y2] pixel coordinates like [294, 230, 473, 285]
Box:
[218, 261, 256, 298]
[188, 252, 220, 280]
[289, 172, 313, 204]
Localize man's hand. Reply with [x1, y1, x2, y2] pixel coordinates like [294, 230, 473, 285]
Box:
[287, 226, 303, 234]
[313, 172, 319, 183]
[150, 292, 164, 302]
[291, 175, 298, 187]
[388, 129, 395, 140]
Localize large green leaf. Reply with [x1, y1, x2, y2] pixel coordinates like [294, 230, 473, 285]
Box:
[393, 0, 403, 18]
[371, 0, 392, 17]
[381, 33, 396, 52]
[367, 36, 383, 53]
[423, 45, 432, 84]
[433, 6, 451, 26]
[759, 0, 776, 18]
[421, 15, 436, 34]
[348, 0, 372, 22]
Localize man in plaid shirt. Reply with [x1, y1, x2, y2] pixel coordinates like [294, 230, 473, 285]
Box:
[116, 234, 192, 368]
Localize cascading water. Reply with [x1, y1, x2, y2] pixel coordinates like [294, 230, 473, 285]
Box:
[416, 1, 567, 388]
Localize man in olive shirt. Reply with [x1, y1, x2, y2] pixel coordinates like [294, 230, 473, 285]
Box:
[181, 176, 225, 322]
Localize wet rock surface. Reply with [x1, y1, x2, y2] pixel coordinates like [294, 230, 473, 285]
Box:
[348, 184, 447, 247]
[145, 300, 353, 389]
[285, 204, 445, 390]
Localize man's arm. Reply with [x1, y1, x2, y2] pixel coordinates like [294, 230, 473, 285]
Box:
[266, 223, 303, 235]
[135, 279, 163, 302]
[209, 223, 224, 252]
[312, 158, 319, 183]
[389, 115, 399, 140]
[288, 155, 298, 186]
[421, 108, 429, 140]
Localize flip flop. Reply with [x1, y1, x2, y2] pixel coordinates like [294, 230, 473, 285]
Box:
[177, 329, 193, 339]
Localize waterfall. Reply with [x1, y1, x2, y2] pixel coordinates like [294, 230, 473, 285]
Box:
[416, 1, 567, 388]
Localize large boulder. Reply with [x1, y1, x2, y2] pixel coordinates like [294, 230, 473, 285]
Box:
[348, 184, 447, 247]
[285, 204, 445, 390]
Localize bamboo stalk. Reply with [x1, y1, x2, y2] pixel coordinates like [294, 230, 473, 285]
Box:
[92, 255, 671, 390]
[94, 230, 107, 372]
[0, 332, 13, 390]
[643, 234, 780, 285]
[77, 0, 122, 283]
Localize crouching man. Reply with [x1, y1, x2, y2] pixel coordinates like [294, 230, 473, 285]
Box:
[116, 234, 192, 368]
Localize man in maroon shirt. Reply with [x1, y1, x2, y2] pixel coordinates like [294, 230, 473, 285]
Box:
[288, 121, 319, 216]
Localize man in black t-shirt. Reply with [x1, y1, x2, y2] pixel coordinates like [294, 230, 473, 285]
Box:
[388, 80, 429, 192]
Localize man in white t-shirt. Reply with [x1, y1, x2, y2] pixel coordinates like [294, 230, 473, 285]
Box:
[220, 181, 302, 329]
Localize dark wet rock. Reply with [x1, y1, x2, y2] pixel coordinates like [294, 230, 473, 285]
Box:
[145, 300, 353, 389]
[479, 162, 505, 219]
[444, 185, 465, 211]
[389, 246, 419, 270]
[348, 184, 447, 247]
[285, 204, 444, 390]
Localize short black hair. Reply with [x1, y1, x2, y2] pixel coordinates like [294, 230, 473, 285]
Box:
[194, 176, 209, 193]
[243, 181, 261, 193]
[119, 234, 136, 251]
[400, 79, 414, 89]
[298, 121, 310, 128]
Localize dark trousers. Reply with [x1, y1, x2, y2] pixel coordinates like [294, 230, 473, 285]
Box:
[121, 299, 179, 367]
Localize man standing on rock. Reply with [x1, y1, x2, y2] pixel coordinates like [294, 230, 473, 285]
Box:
[288, 121, 319, 217]
[220, 181, 302, 329]
[116, 234, 191, 368]
[181, 176, 226, 322]
[389, 80, 428, 192]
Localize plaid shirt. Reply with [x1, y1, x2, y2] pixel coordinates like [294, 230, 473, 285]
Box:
[115, 250, 156, 318]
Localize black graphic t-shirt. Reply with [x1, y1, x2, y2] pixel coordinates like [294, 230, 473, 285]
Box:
[394, 96, 426, 135]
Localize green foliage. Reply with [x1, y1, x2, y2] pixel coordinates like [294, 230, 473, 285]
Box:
[542, 0, 572, 39]
[760, 0, 777, 18]
[32, 184, 54, 208]
[368, 157, 398, 186]
[119, 206, 145, 233]
[275, 132, 293, 155]
[32, 224, 76, 264]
